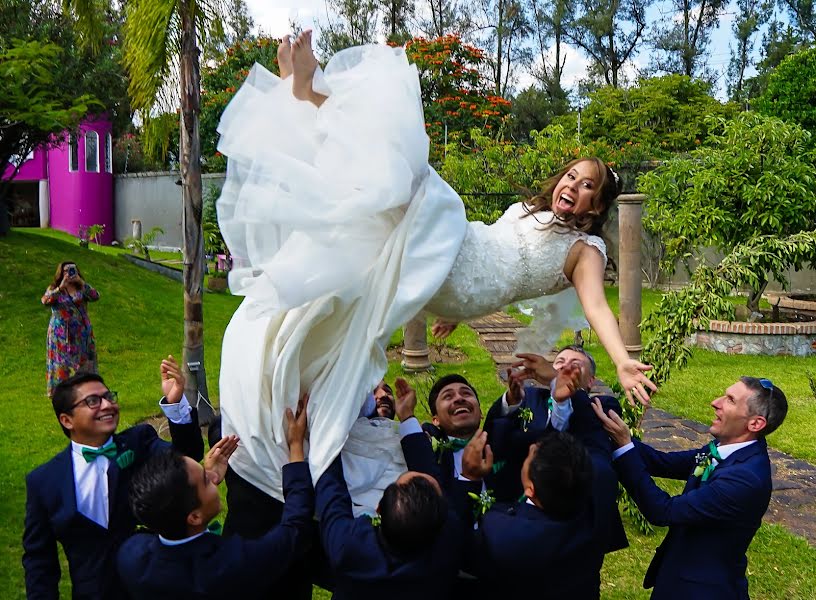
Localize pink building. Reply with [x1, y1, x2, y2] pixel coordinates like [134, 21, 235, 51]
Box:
[2, 116, 114, 244]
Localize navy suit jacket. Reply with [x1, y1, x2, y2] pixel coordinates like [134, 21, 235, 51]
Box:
[116, 461, 314, 599]
[23, 413, 204, 600]
[463, 446, 620, 599]
[316, 452, 465, 600]
[483, 386, 628, 552]
[616, 438, 773, 599]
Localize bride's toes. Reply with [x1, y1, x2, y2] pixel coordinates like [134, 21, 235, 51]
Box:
[292, 30, 318, 101]
[277, 36, 293, 79]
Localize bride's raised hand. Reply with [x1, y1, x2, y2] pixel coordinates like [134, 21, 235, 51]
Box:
[431, 318, 458, 339]
[617, 359, 657, 406]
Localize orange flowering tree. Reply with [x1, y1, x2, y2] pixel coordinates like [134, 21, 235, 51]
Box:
[404, 36, 512, 163]
[200, 36, 279, 172]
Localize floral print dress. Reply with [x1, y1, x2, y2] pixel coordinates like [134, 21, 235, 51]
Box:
[42, 284, 100, 396]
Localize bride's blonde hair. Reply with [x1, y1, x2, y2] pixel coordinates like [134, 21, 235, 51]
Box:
[522, 157, 620, 236]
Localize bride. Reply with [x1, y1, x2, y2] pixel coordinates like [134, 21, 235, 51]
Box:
[216, 31, 657, 506]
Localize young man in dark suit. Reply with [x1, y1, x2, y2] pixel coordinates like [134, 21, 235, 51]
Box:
[116, 394, 313, 599]
[593, 376, 788, 599]
[459, 429, 619, 599]
[23, 356, 205, 599]
[315, 379, 467, 600]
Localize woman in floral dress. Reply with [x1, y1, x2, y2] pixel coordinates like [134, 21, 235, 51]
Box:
[42, 261, 100, 396]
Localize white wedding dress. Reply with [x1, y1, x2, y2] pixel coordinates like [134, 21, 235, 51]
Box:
[216, 44, 605, 512]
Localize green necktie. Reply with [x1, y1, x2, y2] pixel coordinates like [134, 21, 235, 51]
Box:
[701, 441, 722, 482]
[81, 442, 117, 464]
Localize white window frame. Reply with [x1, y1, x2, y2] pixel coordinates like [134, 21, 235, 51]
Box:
[85, 131, 99, 173]
[68, 135, 78, 172]
[105, 133, 113, 173]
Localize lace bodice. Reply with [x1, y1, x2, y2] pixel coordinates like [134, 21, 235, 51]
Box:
[425, 203, 607, 321]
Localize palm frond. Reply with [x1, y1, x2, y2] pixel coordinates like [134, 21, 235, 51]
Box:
[62, 0, 108, 52]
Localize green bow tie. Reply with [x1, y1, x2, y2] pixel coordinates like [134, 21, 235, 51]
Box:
[446, 437, 470, 452]
[81, 442, 117, 463]
[207, 520, 223, 536]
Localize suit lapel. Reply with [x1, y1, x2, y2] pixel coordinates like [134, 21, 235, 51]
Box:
[56, 445, 79, 517]
[107, 435, 127, 523]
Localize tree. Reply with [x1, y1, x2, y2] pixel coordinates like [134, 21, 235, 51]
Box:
[202, 0, 255, 61]
[578, 74, 735, 156]
[566, 0, 651, 88]
[638, 112, 816, 312]
[742, 20, 803, 100]
[647, 0, 728, 81]
[66, 0, 222, 422]
[527, 0, 573, 106]
[379, 0, 415, 44]
[417, 0, 473, 38]
[756, 47, 816, 132]
[508, 85, 568, 140]
[317, 0, 379, 58]
[780, 0, 816, 41]
[727, 0, 771, 103]
[0, 40, 99, 234]
[473, 0, 533, 96]
[404, 35, 512, 162]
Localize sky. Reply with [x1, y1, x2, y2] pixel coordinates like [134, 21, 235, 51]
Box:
[241, 0, 773, 100]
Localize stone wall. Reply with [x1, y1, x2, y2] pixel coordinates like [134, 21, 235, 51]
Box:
[692, 320, 816, 356]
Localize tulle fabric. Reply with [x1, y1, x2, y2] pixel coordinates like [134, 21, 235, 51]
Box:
[216, 45, 466, 502]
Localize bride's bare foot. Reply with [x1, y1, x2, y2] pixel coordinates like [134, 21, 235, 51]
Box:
[292, 30, 324, 106]
[278, 35, 293, 79]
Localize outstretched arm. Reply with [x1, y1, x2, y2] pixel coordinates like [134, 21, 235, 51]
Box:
[570, 244, 657, 405]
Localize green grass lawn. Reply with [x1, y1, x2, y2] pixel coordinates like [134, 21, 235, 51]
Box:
[1, 228, 814, 598]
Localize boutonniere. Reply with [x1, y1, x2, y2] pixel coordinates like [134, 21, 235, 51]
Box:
[518, 407, 534, 432]
[692, 451, 711, 479]
[116, 449, 135, 470]
[368, 513, 382, 528]
[468, 489, 496, 518]
[431, 438, 458, 463]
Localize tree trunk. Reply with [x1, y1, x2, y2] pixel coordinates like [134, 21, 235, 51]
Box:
[747, 279, 768, 313]
[179, 0, 214, 424]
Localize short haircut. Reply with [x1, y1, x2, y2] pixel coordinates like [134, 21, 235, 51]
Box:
[557, 344, 596, 377]
[129, 451, 201, 540]
[740, 377, 788, 436]
[529, 432, 592, 520]
[427, 374, 478, 416]
[379, 382, 394, 397]
[379, 475, 448, 557]
[52, 372, 106, 438]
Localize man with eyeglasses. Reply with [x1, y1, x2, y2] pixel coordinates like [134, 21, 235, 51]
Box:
[592, 376, 788, 599]
[23, 356, 204, 599]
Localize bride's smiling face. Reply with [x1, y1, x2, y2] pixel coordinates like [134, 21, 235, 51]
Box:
[551, 160, 600, 218]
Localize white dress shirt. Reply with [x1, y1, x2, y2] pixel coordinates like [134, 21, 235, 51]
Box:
[499, 391, 572, 431]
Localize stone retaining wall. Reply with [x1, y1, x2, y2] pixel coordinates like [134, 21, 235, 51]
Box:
[693, 320, 816, 356]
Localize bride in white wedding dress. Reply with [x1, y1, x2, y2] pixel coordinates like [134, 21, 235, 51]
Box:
[216, 31, 657, 508]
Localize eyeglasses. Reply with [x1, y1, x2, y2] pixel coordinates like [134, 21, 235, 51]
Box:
[71, 390, 118, 410]
[758, 378, 774, 395]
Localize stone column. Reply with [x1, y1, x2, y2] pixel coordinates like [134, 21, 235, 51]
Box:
[617, 194, 644, 358]
[402, 313, 432, 372]
[38, 180, 50, 228]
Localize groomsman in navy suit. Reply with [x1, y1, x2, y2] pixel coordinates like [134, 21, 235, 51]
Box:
[117, 394, 313, 599]
[315, 379, 467, 600]
[593, 376, 788, 599]
[458, 428, 619, 599]
[23, 356, 204, 599]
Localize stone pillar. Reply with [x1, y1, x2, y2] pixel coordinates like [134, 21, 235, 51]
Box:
[402, 314, 432, 372]
[38, 180, 50, 228]
[617, 193, 644, 358]
[132, 219, 142, 240]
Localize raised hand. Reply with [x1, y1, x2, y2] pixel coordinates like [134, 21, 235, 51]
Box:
[431, 318, 458, 339]
[591, 398, 632, 448]
[506, 368, 525, 407]
[552, 362, 582, 402]
[285, 392, 309, 462]
[617, 358, 657, 406]
[461, 429, 493, 481]
[511, 352, 556, 386]
[204, 434, 239, 484]
[160, 355, 186, 404]
[394, 377, 417, 422]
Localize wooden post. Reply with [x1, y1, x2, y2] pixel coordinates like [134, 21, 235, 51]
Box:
[617, 193, 644, 358]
